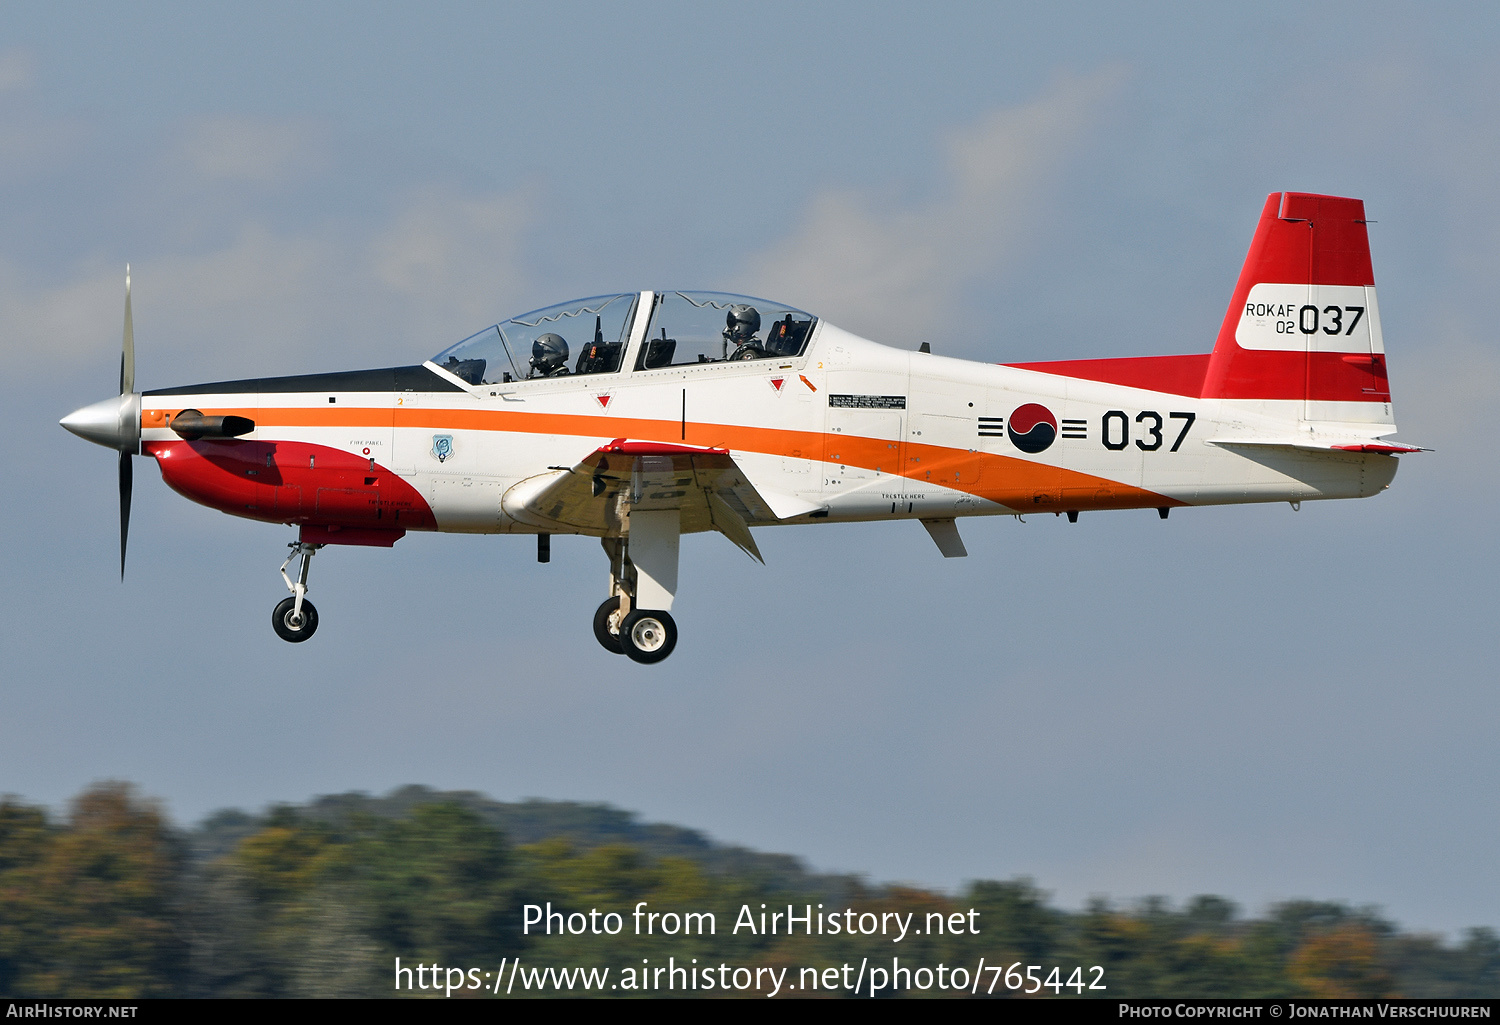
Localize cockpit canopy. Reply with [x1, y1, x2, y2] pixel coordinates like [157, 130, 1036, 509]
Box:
[432, 293, 637, 387]
[430, 291, 816, 386]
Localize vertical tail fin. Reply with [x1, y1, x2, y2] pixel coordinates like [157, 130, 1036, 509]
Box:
[1202, 193, 1392, 426]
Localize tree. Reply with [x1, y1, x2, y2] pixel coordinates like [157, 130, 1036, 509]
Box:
[1288, 924, 1397, 998]
[12, 783, 186, 997]
[0, 797, 52, 995]
[361, 802, 517, 968]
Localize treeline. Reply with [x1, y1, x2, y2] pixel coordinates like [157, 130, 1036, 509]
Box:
[0, 782, 1496, 998]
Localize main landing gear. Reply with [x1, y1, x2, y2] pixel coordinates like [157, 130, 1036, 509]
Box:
[273, 541, 323, 642]
[593, 595, 678, 664]
[594, 517, 680, 664]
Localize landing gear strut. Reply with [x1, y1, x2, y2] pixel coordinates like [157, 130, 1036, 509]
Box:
[595, 526, 680, 663]
[273, 541, 323, 642]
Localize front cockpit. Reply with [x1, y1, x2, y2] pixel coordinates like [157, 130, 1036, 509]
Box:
[433, 293, 638, 386]
[430, 291, 817, 386]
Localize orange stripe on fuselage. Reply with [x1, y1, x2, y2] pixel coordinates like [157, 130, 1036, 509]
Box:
[146, 404, 1180, 512]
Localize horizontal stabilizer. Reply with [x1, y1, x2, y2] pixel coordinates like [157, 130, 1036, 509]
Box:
[1207, 438, 1428, 455]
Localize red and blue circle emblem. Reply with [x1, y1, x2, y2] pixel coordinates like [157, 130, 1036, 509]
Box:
[1007, 403, 1057, 453]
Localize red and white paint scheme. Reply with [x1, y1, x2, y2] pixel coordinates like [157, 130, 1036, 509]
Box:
[61, 192, 1420, 662]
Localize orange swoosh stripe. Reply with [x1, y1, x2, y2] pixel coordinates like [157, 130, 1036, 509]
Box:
[147, 404, 1180, 511]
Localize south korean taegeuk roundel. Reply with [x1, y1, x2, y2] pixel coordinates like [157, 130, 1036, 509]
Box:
[1008, 403, 1057, 454]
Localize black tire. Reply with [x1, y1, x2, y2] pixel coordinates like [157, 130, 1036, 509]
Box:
[272, 596, 319, 643]
[592, 596, 625, 655]
[619, 609, 677, 664]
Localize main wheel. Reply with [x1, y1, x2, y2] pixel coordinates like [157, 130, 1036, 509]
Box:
[592, 596, 625, 655]
[619, 609, 677, 664]
[272, 596, 319, 643]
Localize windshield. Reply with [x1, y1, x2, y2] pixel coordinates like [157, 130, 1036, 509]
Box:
[635, 292, 816, 369]
[431, 293, 638, 385]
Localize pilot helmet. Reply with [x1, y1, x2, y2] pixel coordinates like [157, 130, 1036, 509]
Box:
[724, 304, 761, 343]
[531, 333, 569, 375]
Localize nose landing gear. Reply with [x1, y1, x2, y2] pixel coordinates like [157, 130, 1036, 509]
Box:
[273, 541, 323, 642]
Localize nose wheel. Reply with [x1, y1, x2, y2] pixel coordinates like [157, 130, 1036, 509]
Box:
[272, 596, 319, 642]
[274, 541, 323, 643]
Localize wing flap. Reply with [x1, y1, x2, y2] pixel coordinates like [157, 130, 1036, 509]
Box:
[505, 439, 821, 556]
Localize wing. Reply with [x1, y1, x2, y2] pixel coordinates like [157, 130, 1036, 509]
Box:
[506, 439, 826, 561]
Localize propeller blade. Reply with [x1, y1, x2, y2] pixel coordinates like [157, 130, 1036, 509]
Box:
[120, 264, 134, 396]
[119, 450, 132, 578]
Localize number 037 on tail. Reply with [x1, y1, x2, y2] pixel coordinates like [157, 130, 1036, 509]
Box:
[62, 192, 1422, 663]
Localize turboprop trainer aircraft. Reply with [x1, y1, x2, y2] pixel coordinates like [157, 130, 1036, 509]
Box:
[62, 192, 1420, 662]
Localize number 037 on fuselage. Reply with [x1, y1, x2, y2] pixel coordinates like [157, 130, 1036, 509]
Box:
[60, 192, 1423, 663]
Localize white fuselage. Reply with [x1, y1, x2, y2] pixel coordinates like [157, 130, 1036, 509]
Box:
[139, 317, 1398, 538]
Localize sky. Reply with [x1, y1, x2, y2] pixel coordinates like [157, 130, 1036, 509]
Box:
[3, 2, 1498, 936]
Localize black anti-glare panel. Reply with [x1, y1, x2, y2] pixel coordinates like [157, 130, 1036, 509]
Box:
[145, 365, 463, 397]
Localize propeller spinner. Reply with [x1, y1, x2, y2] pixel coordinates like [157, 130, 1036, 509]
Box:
[60, 266, 140, 577]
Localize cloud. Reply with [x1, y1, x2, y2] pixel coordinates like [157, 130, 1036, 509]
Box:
[0, 258, 123, 376]
[0, 49, 35, 93]
[370, 188, 538, 339]
[740, 69, 1124, 343]
[2, 191, 537, 385]
[0, 51, 81, 181]
[1393, 330, 1500, 467]
[175, 116, 327, 184]
[0, 232, 342, 383]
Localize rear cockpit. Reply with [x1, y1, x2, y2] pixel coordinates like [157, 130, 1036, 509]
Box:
[429, 291, 816, 386]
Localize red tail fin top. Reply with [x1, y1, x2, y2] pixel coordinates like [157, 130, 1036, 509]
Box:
[1202, 192, 1385, 404]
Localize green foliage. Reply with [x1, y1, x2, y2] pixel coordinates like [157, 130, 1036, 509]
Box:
[0, 797, 51, 995]
[1287, 923, 1396, 998]
[362, 802, 517, 966]
[0, 783, 1494, 998]
[0, 783, 185, 997]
